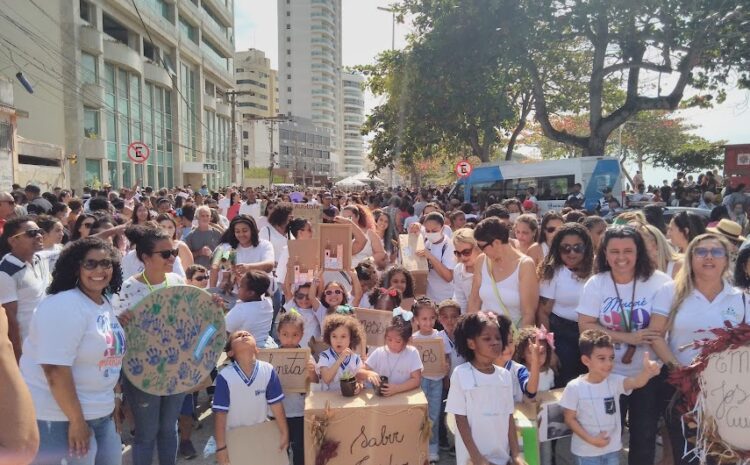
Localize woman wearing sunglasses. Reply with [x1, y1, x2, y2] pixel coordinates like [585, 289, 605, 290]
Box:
[120, 224, 186, 281]
[527, 211, 564, 263]
[111, 227, 187, 465]
[467, 217, 538, 327]
[71, 213, 97, 241]
[156, 213, 193, 272]
[536, 223, 594, 387]
[0, 216, 50, 360]
[650, 233, 744, 465]
[451, 228, 481, 313]
[20, 237, 125, 465]
[576, 226, 672, 465]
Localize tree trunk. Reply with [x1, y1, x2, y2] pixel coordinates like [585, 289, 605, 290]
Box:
[410, 164, 421, 189]
[583, 134, 608, 157]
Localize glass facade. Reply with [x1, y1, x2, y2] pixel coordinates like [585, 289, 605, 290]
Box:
[180, 62, 198, 162]
[203, 109, 230, 189]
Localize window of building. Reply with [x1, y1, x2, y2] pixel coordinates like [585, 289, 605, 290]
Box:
[0, 122, 12, 151]
[242, 131, 248, 139]
[286, 11, 290, 16]
[102, 14, 129, 45]
[287, 87, 291, 92]
[287, 99, 291, 104]
[205, 81, 215, 97]
[236, 68, 244, 73]
[80, 0, 92, 23]
[178, 16, 198, 43]
[143, 41, 159, 62]
[286, 24, 290, 29]
[287, 37, 291, 42]
[287, 74, 291, 79]
[286, 49, 291, 55]
[243, 145, 249, 155]
[286, 62, 291, 67]
[81, 53, 97, 84]
[83, 107, 100, 138]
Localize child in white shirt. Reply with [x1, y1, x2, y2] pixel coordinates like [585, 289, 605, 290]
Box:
[497, 316, 541, 403]
[280, 281, 325, 350]
[315, 314, 366, 393]
[559, 330, 661, 465]
[437, 299, 465, 452]
[225, 270, 276, 348]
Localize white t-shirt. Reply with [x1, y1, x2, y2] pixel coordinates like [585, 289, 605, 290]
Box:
[225, 298, 276, 348]
[0, 253, 50, 342]
[315, 347, 363, 392]
[238, 201, 261, 220]
[412, 330, 450, 381]
[438, 330, 465, 375]
[576, 271, 671, 376]
[120, 249, 185, 281]
[452, 262, 473, 313]
[20, 289, 125, 421]
[652, 281, 746, 366]
[214, 241, 275, 289]
[424, 237, 456, 302]
[218, 197, 230, 216]
[540, 267, 586, 322]
[212, 360, 284, 430]
[559, 374, 631, 457]
[282, 300, 327, 349]
[445, 363, 514, 465]
[365, 345, 423, 385]
[110, 273, 186, 315]
[259, 225, 288, 265]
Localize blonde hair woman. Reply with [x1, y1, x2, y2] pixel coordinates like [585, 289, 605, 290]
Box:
[451, 228, 481, 313]
[650, 233, 745, 465]
[640, 224, 683, 278]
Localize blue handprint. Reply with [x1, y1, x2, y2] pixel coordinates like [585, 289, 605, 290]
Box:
[165, 347, 179, 365]
[175, 319, 188, 341]
[178, 362, 189, 380]
[166, 377, 177, 394]
[203, 349, 217, 370]
[189, 368, 203, 386]
[150, 317, 164, 336]
[128, 358, 144, 376]
[146, 347, 162, 366]
[190, 323, 201, 338]
[139, 312, 155, 331]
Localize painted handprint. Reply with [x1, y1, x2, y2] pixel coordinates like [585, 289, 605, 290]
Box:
[178, 362, 189, 380]
[165, 347, 179, 365]
[150, 317, 164, 336]
[175, 319, 188, 342]
[189, 368, 204, 386]
[146, 347, 162, 366]
[166, 377, 177, 394]
[128, 358, 144, 376]
[203, 349, 217, 370]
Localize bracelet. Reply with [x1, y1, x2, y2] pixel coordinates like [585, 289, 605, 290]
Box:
[216, 446, 227, 452]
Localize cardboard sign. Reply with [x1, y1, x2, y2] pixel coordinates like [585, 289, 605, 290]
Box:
[399, 233, 428, 272]
[122, 286, 225, 396]
[304, 390, 429, 465]
[412, 270, 428, 297]
[514, 389, 566, 465]
[700, 346, 750, 450]
[287, 238, 321, 284]
[293, 203, 322, 235]
[258, 348, 311, 393]
[354, 307, 392, 348]
[227, 421, 288, 465]
[410, 338, 447, 378]
[319, 223, 353, 271]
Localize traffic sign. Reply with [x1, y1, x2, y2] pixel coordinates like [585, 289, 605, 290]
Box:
[455, 160, 472, 178]
[127, 141, 150, 164]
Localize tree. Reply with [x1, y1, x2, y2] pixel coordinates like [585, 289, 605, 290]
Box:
[651, 136, 725, 173]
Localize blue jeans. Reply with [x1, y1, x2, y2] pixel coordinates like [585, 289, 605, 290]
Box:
[574, 451, 620, 465]
[421, 377, 443, 456]
[33, 415, 121, 465]
[123, 377, 186, 465]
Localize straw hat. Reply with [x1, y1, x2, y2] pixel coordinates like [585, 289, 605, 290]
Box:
[707, 219, 746, 244]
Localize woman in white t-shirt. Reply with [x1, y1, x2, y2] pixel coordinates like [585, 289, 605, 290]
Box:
[111, 228, 188, 465]
[577, 225, 672, 465]
[20, 237, 126, 465]
[210, 215, 275, 290]
[537, 223, 594, 387]
[468, 217, 538, 327]
[651, 233, 746, 465]
[452, 228, 481, 313]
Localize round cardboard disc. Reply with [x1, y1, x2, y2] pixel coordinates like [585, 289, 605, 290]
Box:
[122, 286, 226, 395]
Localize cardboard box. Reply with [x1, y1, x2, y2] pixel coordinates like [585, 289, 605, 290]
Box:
[410, 338, 447, 378]
[293, 203, 322, 236]
[287, 238, 321, 284]
[412, 270, 428, 297]
[304, 389, 429, 465]
[319, 224, 353, 271]
[258, 348, 311, 393]
[354, 307, 392, 348]
[226, 421, 288, 465]
[399, 233, 428, 272]
[513, 389, 567, 465]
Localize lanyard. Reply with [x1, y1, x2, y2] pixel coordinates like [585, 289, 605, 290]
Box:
[610, 272, 636, 332]
[141, 272, 169, 293]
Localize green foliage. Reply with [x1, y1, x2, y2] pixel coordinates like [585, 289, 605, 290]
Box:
[651, 136, 725, 173]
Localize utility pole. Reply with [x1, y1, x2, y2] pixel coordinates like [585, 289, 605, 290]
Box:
[225, 90, 257, 185]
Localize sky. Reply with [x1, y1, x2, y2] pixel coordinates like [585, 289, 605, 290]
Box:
[235, 1, 750, 185]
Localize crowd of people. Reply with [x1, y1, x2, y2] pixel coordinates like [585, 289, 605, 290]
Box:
[0, 173, 747, 465]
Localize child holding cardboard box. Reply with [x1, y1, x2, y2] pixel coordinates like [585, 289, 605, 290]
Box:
[559, 330, 661, 465]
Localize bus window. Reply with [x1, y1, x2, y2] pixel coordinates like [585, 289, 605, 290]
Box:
[536, 175, 574, 200]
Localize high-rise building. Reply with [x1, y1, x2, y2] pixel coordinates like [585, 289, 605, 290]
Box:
[0, 0, 235, 191]
[341, 71, 365, 175]
[277, 0, 343, 176]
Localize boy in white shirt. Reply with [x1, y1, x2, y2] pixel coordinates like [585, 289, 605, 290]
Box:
[559, 330, 661, 465]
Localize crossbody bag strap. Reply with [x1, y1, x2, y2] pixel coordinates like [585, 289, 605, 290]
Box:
[486, 256, 512, 321]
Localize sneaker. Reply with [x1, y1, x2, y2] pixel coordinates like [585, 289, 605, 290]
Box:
[179, 440, 197, 460]
[429, 452, 440, 463]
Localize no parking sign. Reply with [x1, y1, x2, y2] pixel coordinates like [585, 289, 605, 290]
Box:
[127, 141, 150, 164]
[455, 160, 472, 178]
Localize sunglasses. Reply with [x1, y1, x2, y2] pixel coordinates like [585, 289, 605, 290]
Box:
[545, 227, 559, 234]
[152, 248, 179, 259]
[81, 258, 114, 270]
[693, 247, 726, 259]
[294, 292, 311, 300]
[560, 243, 585, 255]
[193, 275, 208, 282]
[11, 228, 43, 239]
[453, 248, 473, 258]
[477, 241, 493, 251]
[324, 289, 343, 296]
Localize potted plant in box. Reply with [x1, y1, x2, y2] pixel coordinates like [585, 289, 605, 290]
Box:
[339, 370, 357, 397]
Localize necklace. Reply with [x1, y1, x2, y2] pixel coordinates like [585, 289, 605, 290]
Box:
[386, 347, 405, 379]
[141, 272, 168, 293]
[610, 272, 636, 333]
[469, 363, 494, 387]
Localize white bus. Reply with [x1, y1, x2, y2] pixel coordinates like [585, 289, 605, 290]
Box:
[450, 156, 623, 213]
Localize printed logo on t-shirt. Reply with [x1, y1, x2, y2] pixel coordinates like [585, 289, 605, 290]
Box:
[721, 306, 739, 321]
[255, 389, 266, 396]
[604, 396, 616, 415]
[97, 313, 126, 377]
[601, 296, 650, 331]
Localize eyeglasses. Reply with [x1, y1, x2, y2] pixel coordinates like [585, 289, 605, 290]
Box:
[477, 241, 493, 251]
[152, 248, 179, 259]
[545, 227, 559, 234]
[81, 259, 114, 270]
[453, 248, 473, 258]
[192, 275, 208, 282]
[560, 243, 586, 255]
[693, 247, 726, 259]
[11, 228, 43, 239]
[324, 289, 343, 296]
[294, 292, 311, 300]
[81, 222, 94, 229]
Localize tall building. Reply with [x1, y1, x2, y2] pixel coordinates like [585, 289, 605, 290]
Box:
[278, 117, 334, 186]
[341, 71, 365, 175]
[277, 0, 344, 176]
[0, 0, 235, 191]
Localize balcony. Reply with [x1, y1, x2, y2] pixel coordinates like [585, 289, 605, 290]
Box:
[202, 0, 233, 26]
[178, 33, 201, 63]
[81, 138, 107, 160]
[202, 55, 233, 88]
[203, 93, 216, 111]
[81, 83, 105, 108]
[103, 39, 143, 74]
[178, 0, 201, 25]
[144, 60, 173, 87]
[79, 25, 103, 55]
[200, 18, 233, 57]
